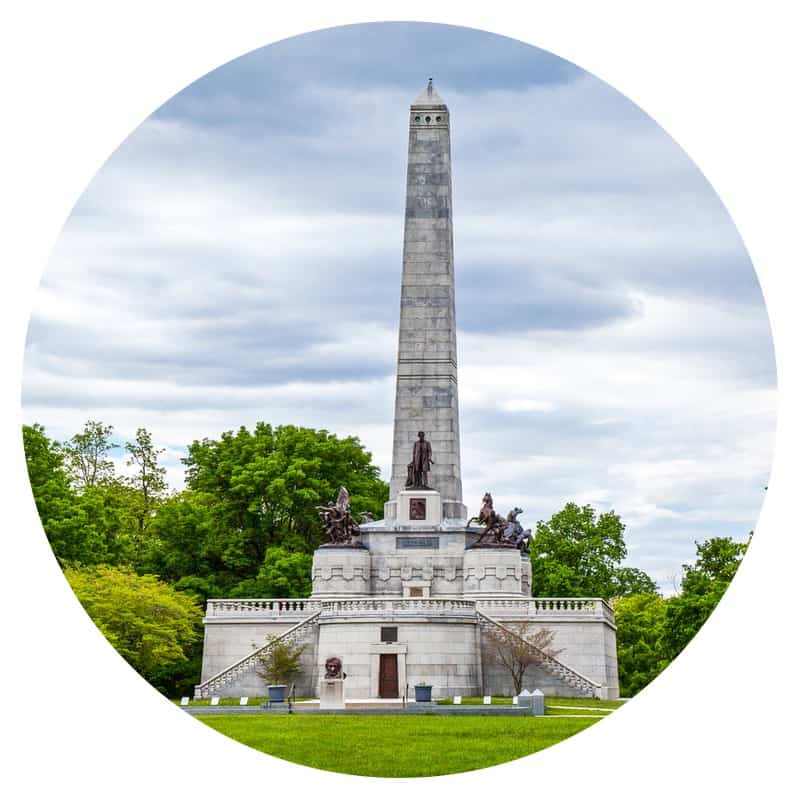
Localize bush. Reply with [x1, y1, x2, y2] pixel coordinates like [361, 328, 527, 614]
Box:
[255, 637, 305, 687]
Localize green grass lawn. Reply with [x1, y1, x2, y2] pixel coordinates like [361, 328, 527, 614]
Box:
[197, 714, 603, 777]
[545, 697, 625, 710]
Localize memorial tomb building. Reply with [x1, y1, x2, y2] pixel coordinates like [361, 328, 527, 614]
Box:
[195, 81, 619, 701]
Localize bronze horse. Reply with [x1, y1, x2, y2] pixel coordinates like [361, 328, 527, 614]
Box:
[468, 492, 508, 544]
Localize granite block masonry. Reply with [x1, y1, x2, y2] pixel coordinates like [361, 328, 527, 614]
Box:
[385, 80, 466, 523]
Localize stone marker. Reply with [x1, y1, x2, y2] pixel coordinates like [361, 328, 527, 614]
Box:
[179, 697, 189, 706]
[483, 695, 491, 705]
[517, 689, 533, 709]
[320, 676, 345, 710]
[210, 696, 220, 706]
[532, 689, 545, 716]
[239, 697, 248, 706]
[453, 695, 462, 705]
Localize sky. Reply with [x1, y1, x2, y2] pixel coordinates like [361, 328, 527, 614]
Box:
[22, 22, 775, 593]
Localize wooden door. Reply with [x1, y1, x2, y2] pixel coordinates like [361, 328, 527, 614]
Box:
[379, 654, 399, 698]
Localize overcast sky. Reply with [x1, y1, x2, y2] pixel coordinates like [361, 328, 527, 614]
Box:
[22, 22, 775, 592]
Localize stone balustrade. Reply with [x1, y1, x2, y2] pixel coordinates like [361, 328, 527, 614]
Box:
[477, 597, 616, 623]
[319, 597, 477, 618]
[205, 598, 321, 618]
[204, 596, 615, 625]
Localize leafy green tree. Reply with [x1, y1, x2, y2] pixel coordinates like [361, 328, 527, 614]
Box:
[613, 593, 670, 696]
[23, 423, 67, 495]
[66, 565, 203, 696]
[183, 423, 388, 568]
[124, 427, 168, 541]
[63, 420, 117, 488]
[230, 547, 313, 598]
[141, 490, 220, 590]
[530, 502, 628, 599]
[662, 535, 749, 660]
[23, 423, 108, 565]
[611, 567, 660, 597]
[75, 480, 142, 566]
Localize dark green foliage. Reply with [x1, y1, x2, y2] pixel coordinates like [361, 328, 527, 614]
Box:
[22, 419, 388, 693]
[662, 535, 749, 660]
[23, 423, 165, 568]
[614, 535, 750, 696]
[23, 423, 108, 566]
[613, 593, 669, 696]
[255, 637, 306, 687]
[611, 567, 660, 597]
[529, 502, 628, 599]
[230, 547, 312, 598]
[183, 422, 388, 559]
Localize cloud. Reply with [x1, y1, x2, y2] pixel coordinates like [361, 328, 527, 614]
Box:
[22, 22, 774, 593]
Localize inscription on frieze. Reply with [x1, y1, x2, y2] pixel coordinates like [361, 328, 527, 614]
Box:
[396, 536, 439, 550]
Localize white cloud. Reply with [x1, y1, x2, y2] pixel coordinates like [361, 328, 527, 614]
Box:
[22, 30, 774, 592]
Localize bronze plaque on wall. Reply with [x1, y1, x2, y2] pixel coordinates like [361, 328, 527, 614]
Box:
[396, 537, 439, 549]
[409, 497, 427, 520]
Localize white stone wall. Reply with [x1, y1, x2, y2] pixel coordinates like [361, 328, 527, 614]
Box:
[480, 619, 619, 699]
[311, 546, 371, 597]
[200, 621, 319, 697]
[316, 619, 481, 699]
[463, 547, 529, 597]
[199, 611, 618, 699]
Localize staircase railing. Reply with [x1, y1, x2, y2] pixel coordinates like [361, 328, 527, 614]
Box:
[194, 610, 321, 698]
[476, 609, 603, 698]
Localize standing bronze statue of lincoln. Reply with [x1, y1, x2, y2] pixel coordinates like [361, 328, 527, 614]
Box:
[406, 430, 434, 489]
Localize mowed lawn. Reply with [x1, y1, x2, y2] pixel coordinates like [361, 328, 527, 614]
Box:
[197, 714, 602, 777]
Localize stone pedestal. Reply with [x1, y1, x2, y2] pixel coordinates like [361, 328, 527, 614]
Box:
[463, 546, 527, 597]
[395, 490, 442, 526]
[311, 546, 371, 597]
[319, 678, 345, 710]
[385, 496, 467, 522]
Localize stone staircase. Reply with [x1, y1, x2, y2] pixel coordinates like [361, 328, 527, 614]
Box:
[476, 609, 603, 698]
[194, 610, 321, 698]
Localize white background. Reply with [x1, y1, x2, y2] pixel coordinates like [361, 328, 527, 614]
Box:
[1, 2, 797, 798]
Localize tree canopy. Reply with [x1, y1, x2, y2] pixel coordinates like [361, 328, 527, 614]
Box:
[613, 592, 670, 696]
[612, 534, 750, 696]
[183, 422, 388, 557]
[63, 419, 116, 489]
[66, 565, 204, 695]
[22, 419, 389, 693]
[24, 418, 748, 701]
[529, 502, 640, 600]
[661, 535, 750, 661]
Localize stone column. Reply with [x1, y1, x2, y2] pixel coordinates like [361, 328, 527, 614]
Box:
[386, 80, 466, 522]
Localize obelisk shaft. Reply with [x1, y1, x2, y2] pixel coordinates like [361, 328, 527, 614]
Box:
[387, 82, 466, 521]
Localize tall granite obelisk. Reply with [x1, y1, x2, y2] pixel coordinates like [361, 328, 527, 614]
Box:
[385, 80, 467, 523]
